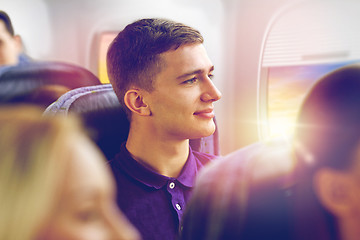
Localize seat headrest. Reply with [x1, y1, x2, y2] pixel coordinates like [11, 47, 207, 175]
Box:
[0, 61, 101, 103]
[45, 84, 220, 159]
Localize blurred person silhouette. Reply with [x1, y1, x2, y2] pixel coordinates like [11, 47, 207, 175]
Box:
[0, 105, 141, 240]
[0, 10, 30, 67]
[180, 138, 296, 240]
[181, 64, 360, 240]
[291, 64, 360, 240]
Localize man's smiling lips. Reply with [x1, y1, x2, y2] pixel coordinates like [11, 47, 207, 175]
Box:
[193, 108, 215, 118]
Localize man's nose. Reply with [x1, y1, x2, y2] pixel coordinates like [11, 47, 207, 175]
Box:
[200, 78, 222, 102]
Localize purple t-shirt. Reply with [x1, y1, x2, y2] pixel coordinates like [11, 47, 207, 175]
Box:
[109, 143, 216, 240]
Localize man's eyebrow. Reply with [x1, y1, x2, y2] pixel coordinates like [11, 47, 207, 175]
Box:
[176, 65, 214, 80]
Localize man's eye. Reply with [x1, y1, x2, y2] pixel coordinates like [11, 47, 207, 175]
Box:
[208, 74, 214, 80]
[183, 77, 197, 84]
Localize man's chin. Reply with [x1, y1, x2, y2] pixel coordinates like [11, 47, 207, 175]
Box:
[190, 125, 216, 139]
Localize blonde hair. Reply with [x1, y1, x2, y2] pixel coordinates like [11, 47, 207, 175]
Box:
[0, 105, 86, 240]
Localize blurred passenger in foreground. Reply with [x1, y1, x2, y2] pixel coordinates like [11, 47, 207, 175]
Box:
[292, 65, 360, 240]
[180, 138, 296, 240]
[0, 106, 140, 240]
[181, 64, 360, 240]
[0, 10, 29, 67]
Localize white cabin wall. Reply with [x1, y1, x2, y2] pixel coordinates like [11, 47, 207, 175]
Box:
[3, 0, 224, 69]
[43, 0, 225, 72]
[220, 0, 298, 154]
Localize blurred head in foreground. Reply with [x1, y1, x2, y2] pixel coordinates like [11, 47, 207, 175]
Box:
[293, 64, 360, 240]
[0, 105, 140, 240]
[181, 64, 360, 240]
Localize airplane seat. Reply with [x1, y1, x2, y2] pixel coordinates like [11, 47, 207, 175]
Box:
[44, 84, 220, 160]
[0, 61, 101, 105]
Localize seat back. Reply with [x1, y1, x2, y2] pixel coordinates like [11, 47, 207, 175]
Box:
[0, 61, 101, 104]
[45, 84, 220, 160]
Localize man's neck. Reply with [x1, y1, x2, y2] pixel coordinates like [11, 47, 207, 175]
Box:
[125, 125, 190, 178]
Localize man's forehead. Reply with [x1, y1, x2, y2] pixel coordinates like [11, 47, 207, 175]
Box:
[159, 44, 211, 70]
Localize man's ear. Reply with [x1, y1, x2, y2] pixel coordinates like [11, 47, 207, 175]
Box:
[313, 168, 353, 217]
[13, 35, 23, 52]
[123, 89, 151, 116]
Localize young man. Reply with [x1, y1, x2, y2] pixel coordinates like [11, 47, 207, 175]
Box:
[107, 18, 222, 240]
[0, 11, 25, 67]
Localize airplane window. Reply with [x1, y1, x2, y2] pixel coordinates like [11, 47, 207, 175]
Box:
[258, 1, 360, 141]
[98, 32, 118, 83]
[267, 60, 360, 139]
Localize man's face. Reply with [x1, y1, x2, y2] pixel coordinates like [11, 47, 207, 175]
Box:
[0, 20, 21, 66]
[144, 43, 222, 141]
[314, 145, 360, 225]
